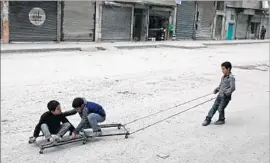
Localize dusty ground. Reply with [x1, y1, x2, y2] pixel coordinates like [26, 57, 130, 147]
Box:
[1, 44, 269, 163]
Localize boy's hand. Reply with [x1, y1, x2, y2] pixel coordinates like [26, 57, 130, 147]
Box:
[213, 89, 219, 94]
[71, 132, 76, 139]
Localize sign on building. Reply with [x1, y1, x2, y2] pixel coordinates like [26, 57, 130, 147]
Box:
[29, 7, 46, 26]
[175, 0, 181, 5]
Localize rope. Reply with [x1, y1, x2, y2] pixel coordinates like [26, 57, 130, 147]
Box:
[124, 92, 213, 126]
[129, 97, 216, 135]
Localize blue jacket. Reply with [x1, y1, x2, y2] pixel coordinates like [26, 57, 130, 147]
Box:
[63, 99, 106, 133]
[85, 102, 106, 117]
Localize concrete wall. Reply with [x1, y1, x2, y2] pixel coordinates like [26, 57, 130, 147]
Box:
[114, 0, 176, 6]
[226, 1, 261, 10]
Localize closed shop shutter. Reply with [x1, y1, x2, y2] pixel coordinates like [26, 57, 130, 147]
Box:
[175, 1, 195, 40]
[102, 5, 132, 41]
[62, 1, 95, 41]
[236, 13, 248, 39]
[195, 1, 215, 40]
[9, 1, 57, 41]
[251, 15, 261, 23]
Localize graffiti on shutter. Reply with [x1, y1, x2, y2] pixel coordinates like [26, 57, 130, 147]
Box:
[28, 7, 46, 26]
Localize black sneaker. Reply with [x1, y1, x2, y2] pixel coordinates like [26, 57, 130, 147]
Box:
[202, 119, 211, 126]
[214, 120, 225, 125]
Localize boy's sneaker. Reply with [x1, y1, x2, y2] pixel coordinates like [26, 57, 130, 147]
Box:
[92, 129, 102, 137]
[214, 120, 225, 125]
[53, 135, 62, 142]
[29, 137, 36, 144]
[47, 137, 55, 143]
[202, 119, 211, 126]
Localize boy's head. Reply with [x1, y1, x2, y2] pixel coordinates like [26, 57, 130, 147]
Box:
[47, 100, 62, 115]
[221, 61, 232, 75]
[72, 97, 85, 113]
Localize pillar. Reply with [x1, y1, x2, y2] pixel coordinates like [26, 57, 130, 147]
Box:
[2, 1, 9, 43]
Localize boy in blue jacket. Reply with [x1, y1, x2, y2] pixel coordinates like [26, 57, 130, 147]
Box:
[63, 97, 106, 138]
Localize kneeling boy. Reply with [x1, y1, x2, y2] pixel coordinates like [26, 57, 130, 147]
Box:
[63, 97, 106, 138]
[29, 100, 75, 143]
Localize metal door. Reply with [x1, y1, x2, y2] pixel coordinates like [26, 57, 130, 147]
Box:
[227, 23, 234, 40]
[175, 1, 196, 40]
[102, 5, 132, 41]
[62, 1, 95, 41]
[9, 1, 57, 41]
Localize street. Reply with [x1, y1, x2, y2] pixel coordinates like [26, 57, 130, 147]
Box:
[1, 43, 269, 163]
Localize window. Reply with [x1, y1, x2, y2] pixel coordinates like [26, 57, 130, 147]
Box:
[216, 1, 224, 10]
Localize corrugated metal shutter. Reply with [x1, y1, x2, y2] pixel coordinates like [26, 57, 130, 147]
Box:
[236, 13, 248, 39]
[175, 1, 195, 40]
[102, 5, 132, 41]
[62, 1, 95, 41]
[195, 1, 215, 40]
[251, 15, 261, 23]
[9, 1, 57, 41]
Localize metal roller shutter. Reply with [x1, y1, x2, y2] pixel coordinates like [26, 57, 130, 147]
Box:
[9, 1, 57, 41]
[102, 5, 132, 41]
[236, 13, 248, 39]
[62, 1, 95, 41]
[195, 1, 215, 40]
[175, 1, 195, 40]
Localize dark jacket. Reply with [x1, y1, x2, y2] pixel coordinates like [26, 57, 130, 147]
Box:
[63, 99, 106, 134]
[33, 111, 75, 137]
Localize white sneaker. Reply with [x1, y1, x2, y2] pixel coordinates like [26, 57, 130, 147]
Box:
[29, 137, 36, 143]
[92, 130, 102, 137]
[47, 137, 55, 143]
[54, 135, 62, 142]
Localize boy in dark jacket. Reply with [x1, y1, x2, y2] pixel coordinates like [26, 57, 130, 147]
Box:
[29, 100, 75, 143]
[202, 61, 236, 126]
[63, 97, 106, 138]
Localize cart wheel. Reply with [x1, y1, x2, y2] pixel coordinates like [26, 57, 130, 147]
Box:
[125, 135, 128, 139]
[39, 150, 44, 154]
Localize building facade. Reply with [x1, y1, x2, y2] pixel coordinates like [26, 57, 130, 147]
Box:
[1, 0, 269, 43]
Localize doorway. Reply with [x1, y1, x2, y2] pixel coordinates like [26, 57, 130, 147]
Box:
[227, 23, 234, 40]
[133, 9, 147, 41]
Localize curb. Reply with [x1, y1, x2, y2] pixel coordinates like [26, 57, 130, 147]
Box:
[203, 41, 269, 46]
[1, 47, 81, 54]
[1, 40, 268, 54]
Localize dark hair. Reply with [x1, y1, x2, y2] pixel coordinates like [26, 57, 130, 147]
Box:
[47, 100, 60, 111]
[221, 61, 232, 71]
[72, 97, 84, 108]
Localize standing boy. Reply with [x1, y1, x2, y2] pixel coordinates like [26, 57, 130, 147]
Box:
[63, 97, 106, 138]
[29, 100, 75, 143]
[202, 61, 236, 126]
